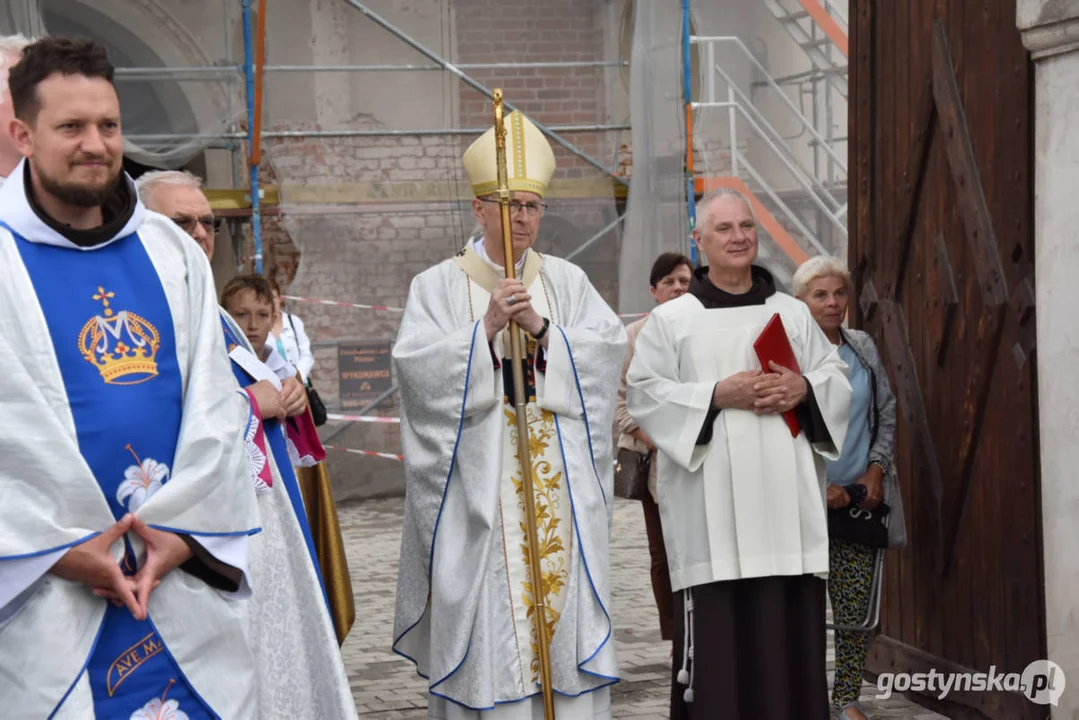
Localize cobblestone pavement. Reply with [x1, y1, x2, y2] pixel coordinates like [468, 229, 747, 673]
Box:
[339, 497, 946, 719]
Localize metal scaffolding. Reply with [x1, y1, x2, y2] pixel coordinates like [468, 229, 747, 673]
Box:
[114, 60, 629, 79]
[110, 0, 632, 269]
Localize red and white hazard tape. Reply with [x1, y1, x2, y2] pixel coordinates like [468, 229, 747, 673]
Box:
[326, 413, 401, 424]
[283, 295, 405, 313]
[285, 292, 647, 319]
[325, 444, 403, 462]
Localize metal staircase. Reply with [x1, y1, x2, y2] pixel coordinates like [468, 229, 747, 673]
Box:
[762, 0, 848, 98]
[688, 0, 850, 274]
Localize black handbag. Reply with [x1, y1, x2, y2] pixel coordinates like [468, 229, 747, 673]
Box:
[306, 380, 328, 426]
[286, 313, 327, 426]
[614, 447, 651, 501]
[827, 501, 891, 549]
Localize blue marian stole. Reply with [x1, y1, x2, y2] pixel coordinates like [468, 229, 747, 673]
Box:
[15, 232, 217, 719]
[219, 313, 329, 609]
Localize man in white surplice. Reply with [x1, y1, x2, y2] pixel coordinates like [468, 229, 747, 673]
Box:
[626, 189, 852, 720]
[392, 110, 626, 719]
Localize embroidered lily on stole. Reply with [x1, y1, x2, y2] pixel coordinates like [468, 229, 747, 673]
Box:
[116, 444, 168, 513]
[129, 680, 189, 720]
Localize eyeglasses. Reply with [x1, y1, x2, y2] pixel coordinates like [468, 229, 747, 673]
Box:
[170, 215, 222, 235]
[479, 197, 547, 218]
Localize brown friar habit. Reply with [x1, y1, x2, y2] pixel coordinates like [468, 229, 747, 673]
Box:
[668, 266, 832, 720]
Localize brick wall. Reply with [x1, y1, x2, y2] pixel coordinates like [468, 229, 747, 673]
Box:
[454, 0, 611, 172]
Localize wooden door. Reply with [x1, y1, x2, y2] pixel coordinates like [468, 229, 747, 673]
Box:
[849, 2, 1042, 718]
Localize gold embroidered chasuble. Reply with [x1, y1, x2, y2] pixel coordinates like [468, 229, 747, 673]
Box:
[454, 246, 573, 689]
[391, 244, 625, 714]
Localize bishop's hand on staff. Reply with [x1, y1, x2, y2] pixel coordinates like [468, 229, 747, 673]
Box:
[391, 108, 626, 719]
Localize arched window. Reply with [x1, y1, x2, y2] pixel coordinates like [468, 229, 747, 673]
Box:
[33, 0, 233, 169]
[41, 2, 191, 153]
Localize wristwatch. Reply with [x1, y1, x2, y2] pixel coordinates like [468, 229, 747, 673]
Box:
[532, 317, 551, 340]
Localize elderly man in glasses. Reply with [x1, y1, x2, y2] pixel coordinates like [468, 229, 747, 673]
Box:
[391, 110, 626, 718]
[134, 168, 358, 718]
[135, 169, 220, 256]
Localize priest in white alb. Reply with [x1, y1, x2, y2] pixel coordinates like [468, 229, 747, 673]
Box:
[0, 37, 259, 718]
[392, 109, 626, 718]
[626, 188, 852, 720]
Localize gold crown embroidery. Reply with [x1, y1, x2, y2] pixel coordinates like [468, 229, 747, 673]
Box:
[78, 286, 160, 385]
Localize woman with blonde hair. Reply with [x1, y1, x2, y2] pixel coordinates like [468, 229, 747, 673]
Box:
[793, 256, 907, 720]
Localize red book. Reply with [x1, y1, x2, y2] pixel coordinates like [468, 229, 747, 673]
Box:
[752, 313, 802, 437]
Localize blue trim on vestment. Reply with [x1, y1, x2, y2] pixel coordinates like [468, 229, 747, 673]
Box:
[557, 325, 606, 506]
[428, 682, 618, 713]
[553, 413, 617, 684]
[391, 320, 481, 672]
[428, 637, 474, 695]
[220, 316, 328, 608]
[268, 419, 326, 580]
[555, 326, 617, 676]
[0, 532, 99, 561]
[144, 614, 221, 719]
[147, 525, 262, 538]
[48, 610, 107, 719]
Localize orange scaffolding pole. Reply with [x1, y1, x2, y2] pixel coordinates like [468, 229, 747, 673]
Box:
[251, 0, 267, 166]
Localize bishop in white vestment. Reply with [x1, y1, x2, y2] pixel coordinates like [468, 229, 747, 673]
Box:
[627, 189, 852, 720]
[392, 111, 625, 719]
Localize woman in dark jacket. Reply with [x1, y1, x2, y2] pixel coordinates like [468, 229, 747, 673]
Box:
[794, 256, 907, 720]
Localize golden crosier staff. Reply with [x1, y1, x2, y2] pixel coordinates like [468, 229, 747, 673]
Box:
[491, 88, 555, 720]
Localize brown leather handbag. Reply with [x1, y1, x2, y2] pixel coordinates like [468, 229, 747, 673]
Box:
[614, 447, 652, 501]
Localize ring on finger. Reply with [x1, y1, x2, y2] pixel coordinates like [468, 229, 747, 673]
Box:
[506, 294, 517, 305]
